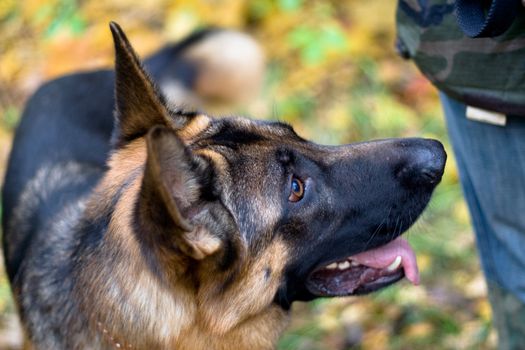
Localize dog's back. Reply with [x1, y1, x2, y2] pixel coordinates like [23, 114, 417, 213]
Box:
[2, 70, 114, 281]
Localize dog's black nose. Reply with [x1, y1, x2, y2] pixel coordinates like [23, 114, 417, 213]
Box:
[412, 139, 446, 182]
[397, 139, 447, 186]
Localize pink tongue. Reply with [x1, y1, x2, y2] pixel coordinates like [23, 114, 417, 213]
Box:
[350, 237, 420, 285]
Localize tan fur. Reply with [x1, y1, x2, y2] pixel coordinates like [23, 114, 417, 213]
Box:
[195, 148, 230, 173]
[179, 114, 211, 142]
[182, 226, 222, 260]
[197, 238, 289, 335]
[171, 239, 290, 349]
[176, 306, 289, 350]
[102, 139, 147, 199]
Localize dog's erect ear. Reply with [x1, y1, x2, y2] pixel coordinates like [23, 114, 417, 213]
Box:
[140, 126, 221, 260]
[109, 22, 178, 146]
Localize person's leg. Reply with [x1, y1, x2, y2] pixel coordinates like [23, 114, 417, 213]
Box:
[440, 92, 525, 349]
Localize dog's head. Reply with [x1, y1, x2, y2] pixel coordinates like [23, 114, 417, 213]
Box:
[103, 23, 446, 336]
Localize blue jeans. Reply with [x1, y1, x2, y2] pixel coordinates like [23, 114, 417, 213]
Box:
[440, 93, 525, 349]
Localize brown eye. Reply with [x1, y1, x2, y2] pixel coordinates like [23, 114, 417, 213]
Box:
[288, 177, 304, 202]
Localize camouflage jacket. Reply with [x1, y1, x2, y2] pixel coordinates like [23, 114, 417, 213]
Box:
[396, 0, 525, 116]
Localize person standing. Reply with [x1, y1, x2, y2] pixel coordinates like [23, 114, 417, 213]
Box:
[396, 0, 525, 348]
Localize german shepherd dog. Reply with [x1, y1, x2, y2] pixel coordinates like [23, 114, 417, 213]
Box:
[2, 23, 446, 349]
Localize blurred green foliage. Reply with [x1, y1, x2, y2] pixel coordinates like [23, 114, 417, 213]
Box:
[0, 0, 494, 349]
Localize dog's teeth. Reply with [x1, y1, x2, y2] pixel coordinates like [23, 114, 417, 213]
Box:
[349, 260, 360, 267]
[338, 261, 351, 270]
[386, 256, 402, 272]
[326, 263, 338, 270]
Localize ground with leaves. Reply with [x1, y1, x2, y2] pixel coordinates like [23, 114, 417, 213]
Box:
[0, 1, 495, 349]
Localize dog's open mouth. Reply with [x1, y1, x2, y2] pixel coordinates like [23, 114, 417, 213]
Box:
[306, 237, 419, 297]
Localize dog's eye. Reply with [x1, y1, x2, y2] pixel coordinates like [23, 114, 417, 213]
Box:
[288, 177, 304, 202]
